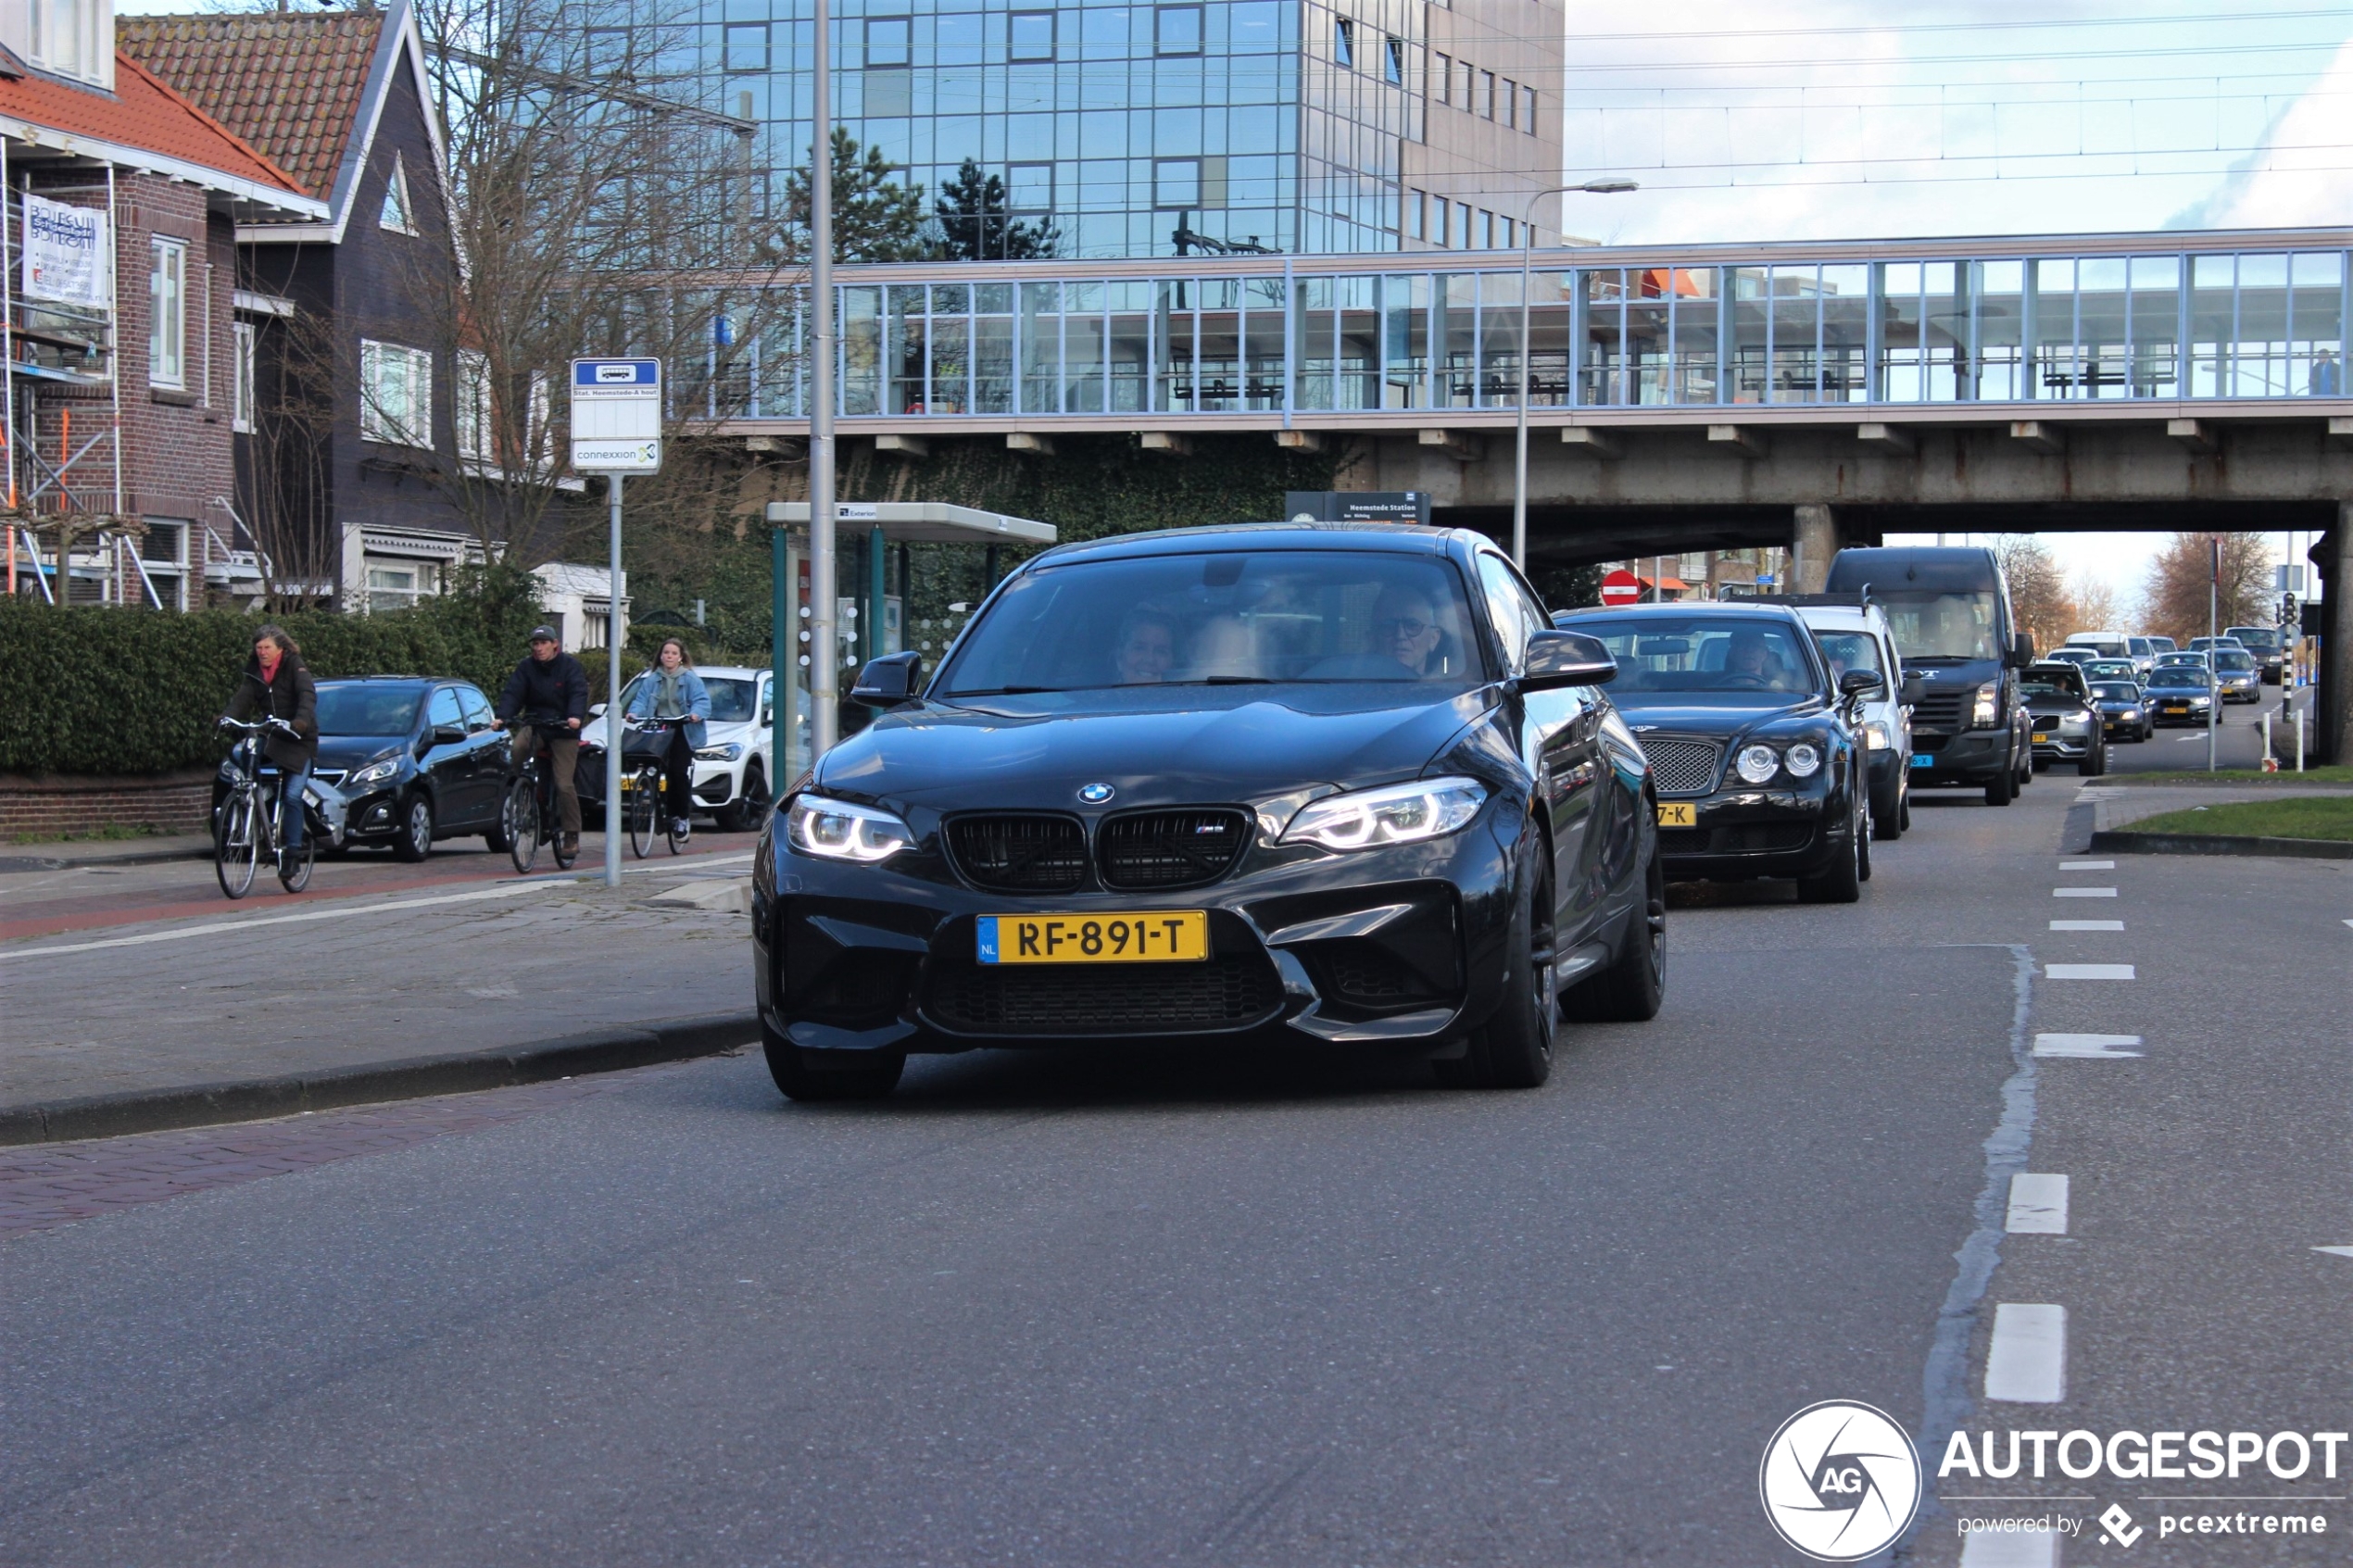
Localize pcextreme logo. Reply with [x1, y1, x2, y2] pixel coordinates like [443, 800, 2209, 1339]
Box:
[1759, 1400, 1925, 1562]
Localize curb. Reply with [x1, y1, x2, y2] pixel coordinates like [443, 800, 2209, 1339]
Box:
[2087, 830, 2353, 861]
[0, 844, 213, 873]
[0, 1010, 761, 1148]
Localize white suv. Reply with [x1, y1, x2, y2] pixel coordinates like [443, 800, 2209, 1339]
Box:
[585, 664, 779, 831]
[1790, 596, 1913, 841]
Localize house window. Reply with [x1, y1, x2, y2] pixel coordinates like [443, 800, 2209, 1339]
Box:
[1383, 35, 1403, 85]
[1407, 188, 1425, 241]
[1008, 11, 1054, 61]
[456, 348, 491, 461]
[1154, 5, 1202, 56]
[1499, 79, 1516, 129]
[359, 339, 434, 447]
[147, 238, 187, 390]
[1153, 157, 1202, 209]
[30, 0, 105, 84]
[232, 321, 257, 433]
[1480, 69, 1496, 119]
[1432, 53, 1451, 105]
[723, 22, 768, 71]
[379, 151, 417, 233]
[865, 16, 910, 67]
[1333, 18, 1354, 69]
[366, 560, 433, 613]
[1522, 84, 1538, 131]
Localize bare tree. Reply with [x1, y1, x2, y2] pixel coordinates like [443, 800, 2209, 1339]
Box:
[1993, 535, 2071, 657]
[2142, 532, 2271, 645]
[240, 303, 339, 609]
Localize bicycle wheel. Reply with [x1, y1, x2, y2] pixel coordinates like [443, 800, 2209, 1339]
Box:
[278, 828, 315, 894]
[550, 781, 577, 870]
[628, 765, 659, 858]
[507, 777, 540, 874]
[666, 800, 688, 855]
[216, 790, 259, 900]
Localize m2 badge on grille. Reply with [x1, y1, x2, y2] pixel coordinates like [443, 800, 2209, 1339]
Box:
[977, 912, 1209, 964]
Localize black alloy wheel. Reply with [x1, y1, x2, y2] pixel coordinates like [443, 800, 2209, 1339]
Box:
[393, 793, 434, 862]
[761, 1017, 907, 1102]
[718, 763, 765, 833]
[506, 779, 540, 874]
[1562, 846, 1665, 1023]
[1436, 831, 1555, 1089]
[1798, 798, 1865, 904]
[1871, 772, 1903, 841]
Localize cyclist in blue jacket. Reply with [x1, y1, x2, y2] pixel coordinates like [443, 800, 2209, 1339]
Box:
[625, 636, 711, 843]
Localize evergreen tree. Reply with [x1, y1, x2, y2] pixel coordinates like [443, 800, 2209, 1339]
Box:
[782, 129, 931, 262]
[934, 160, 1060, 260]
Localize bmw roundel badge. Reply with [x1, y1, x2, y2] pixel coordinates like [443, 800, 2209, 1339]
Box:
[1077, 783, 1116, 805]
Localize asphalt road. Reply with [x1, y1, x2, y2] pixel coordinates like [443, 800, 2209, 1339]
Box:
[2, 761, 2345, 1566]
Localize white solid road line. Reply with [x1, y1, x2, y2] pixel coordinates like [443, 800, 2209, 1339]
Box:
[0, 852, 759, 963]
[2050, 920, 2126, 931]
[2007, 1174, 2070, 1236]
[2312, 1247, 2353, 1260]
[2059, 859, 2115, 871]
[2045, 963, 2136, 981]
[1983, 1303, 2068, 1403]
[1959, 1530, 2058, 1568]
[2034, 1033, 2145, 1059]
[2052, 887, 2118, 897]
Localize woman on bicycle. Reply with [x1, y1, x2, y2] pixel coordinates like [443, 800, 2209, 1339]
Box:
[221, 623, 318, 868]
[624, 636, 711, 843]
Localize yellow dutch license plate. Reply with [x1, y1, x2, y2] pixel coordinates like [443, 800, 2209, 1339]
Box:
[1655, 803, 1697, 828]
[2032, 733, 2049, 744]
[978, 911, 1209, 965]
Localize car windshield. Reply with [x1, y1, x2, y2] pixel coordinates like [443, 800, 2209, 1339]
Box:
[1875, 590, 2002, 661]
[2020, 676, 2082, 700]
[1568, 615, 1821, 701]
[2212, 651, 2256, 671]
[2083, 662, 2134, 679]
[704, 678, 758, 721]
[2091, 683, 2140, 700]
[315, 685, 424, 736]
[2149, 671, 2208, 688]
[936, 550, 1483, 694]
[1811, 630, 1882, 679]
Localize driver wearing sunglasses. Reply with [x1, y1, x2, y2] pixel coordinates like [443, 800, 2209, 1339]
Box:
[1372, 587, 1446, 676]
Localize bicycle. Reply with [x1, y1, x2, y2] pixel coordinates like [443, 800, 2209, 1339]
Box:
[623, 717, 689, 859]
[503, 719, 580, 874]
[214, 716, 315, 899]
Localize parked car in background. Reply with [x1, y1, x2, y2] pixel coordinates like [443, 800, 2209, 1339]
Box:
[2223, 625, 2287, 684]
[580, 665, 778, 831]
[1787, 594, 1912, 840]
[2087, 680, 2152, 742]
[2208, 647, 2262, 703]
[2020, 663, 2105, 775]
[215, 677, 513, 860]
[2145, 663, 2219, 726]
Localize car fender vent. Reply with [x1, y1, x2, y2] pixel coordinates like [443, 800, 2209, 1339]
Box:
[947, 814, 1089, 892]
[1097, 809, 1251, 889]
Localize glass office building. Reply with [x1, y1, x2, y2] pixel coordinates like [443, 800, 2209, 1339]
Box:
[701, 0, 1566, 259]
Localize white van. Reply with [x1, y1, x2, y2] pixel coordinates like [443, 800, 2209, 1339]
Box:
[1790, 596, 1914, 841]
[2062, 630, 2133, 661]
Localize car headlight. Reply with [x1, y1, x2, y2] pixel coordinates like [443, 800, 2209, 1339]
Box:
[1734, 744, 1780, 784]
[348, 758, 400, 787]
[1279, 776, 1487, 850]
[2058, 714, 2089, 733]
[785, 795, 914, 862]
[1859, 721, 1891, 751]
[1783, 742, 1823, 778]
[1969, 686, 2001, 728]
[695, 743, 744, 762]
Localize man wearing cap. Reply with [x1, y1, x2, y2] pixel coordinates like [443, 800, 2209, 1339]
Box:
[494, 626, 590, 853]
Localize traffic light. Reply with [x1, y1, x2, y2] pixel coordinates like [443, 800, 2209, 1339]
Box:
[2280, 593, 2297, 626]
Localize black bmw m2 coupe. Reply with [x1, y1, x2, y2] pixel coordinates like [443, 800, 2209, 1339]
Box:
[751, 523, 1666, 1100]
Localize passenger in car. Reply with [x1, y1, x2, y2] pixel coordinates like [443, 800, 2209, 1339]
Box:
[1114, 609, 1178, 684]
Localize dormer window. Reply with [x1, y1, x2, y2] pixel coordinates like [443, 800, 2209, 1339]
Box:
[380, 152, 417, 234]
[21, 0, 113, 88]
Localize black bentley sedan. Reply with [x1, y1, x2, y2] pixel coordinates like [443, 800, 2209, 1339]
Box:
[1553, 602, 1879, 900]
[751, 524, 1666, 1100]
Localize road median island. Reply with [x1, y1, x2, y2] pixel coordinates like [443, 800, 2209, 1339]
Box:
[2091, 795, 2353, 860]
[0, 1010, 758, 1148]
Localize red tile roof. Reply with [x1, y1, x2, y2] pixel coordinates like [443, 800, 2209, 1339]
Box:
[0, 52, 308, 201]
[117, 12, 384, 202]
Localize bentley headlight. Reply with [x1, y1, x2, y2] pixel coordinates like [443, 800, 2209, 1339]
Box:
[695, 742, 744, 762]
[1783, 742, 1823, 778]
[786, 795, 913, 862]
[348, 757, 400, 787]
[1969, 685, 2001, 728]
[1280, 776, 1487, 850]
[1734, 744, 1780, 785]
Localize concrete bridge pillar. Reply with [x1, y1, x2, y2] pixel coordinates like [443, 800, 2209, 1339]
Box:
[1792, 505, 1839, 593]
[2316, 510, 2349, 766]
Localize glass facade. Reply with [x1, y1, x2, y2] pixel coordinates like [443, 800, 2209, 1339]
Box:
[730, 244, 2351, 418]
[706, 0, 1439, 259]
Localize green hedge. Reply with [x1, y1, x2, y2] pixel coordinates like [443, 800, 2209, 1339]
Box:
[1, 568, 549, 776]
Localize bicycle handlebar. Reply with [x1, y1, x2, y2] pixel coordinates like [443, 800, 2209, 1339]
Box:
[218, 716, 302, 737]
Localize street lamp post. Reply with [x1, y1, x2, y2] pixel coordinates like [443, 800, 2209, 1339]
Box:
[1513, 179, 1638, 568]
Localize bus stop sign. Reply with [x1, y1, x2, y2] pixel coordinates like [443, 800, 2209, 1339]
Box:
[571, 358, 662, 472]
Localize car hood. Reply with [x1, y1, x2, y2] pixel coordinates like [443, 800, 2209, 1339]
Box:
[1610, 696, 1834, 742]
[312, 734, 410, 771]
[816, 684, 1493, 810]
[2023, 695, 2089, 715]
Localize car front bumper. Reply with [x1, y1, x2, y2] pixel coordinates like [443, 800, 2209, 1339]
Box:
[1906, 727, 2011, 786]
[2028, 721, 2095, 762]
[2149, 700, 2214, 725]
[1652, 774, 1854, 882]
[752, 807, 1529, 1057]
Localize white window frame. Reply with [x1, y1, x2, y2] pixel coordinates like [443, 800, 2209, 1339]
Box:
[359, 338, 434, 448]
[379, 152, 418, 235]
[149, 237, 187, 390]
[455, 347, 491, 461]
[232, 320, 257, 433]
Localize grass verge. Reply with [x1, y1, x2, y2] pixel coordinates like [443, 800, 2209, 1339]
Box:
[2123, 797, 2353, 842]
[2118, 765, 2353, 785]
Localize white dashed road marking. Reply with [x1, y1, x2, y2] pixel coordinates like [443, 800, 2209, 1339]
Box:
[2053, 887, 2118, 898]
[2007, 1174, 2070, 1236]
[2050, 920, 2125, 931]
[1983, 1303, 2068, 1403]
[2034, 1033, 2145, 1059]
[2059, 860, 2115, 870]
[2045, 963, 2136, 981]
[2313, 1247, 2353, 1260]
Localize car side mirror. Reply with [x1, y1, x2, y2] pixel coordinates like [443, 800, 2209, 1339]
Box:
[2009, 633, 2035, 670]
[1518, 630, 1617, 691]
[1841, 669, 1886, 698]
[850, 649, 924, 707]
[432, 722, 468, 746]
[588, 703, 607, 720]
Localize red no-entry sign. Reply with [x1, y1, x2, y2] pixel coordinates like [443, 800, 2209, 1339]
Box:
[1600, 569, 1643, 606]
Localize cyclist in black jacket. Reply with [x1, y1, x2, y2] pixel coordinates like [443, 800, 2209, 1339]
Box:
[493, 625, 589, 854]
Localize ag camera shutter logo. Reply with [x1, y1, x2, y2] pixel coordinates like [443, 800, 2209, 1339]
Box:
[1759, 1400, 1923, 1562]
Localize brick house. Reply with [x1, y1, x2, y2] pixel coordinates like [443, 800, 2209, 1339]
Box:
[120, 0, 481, 615]
[2, 0, 321, 608]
